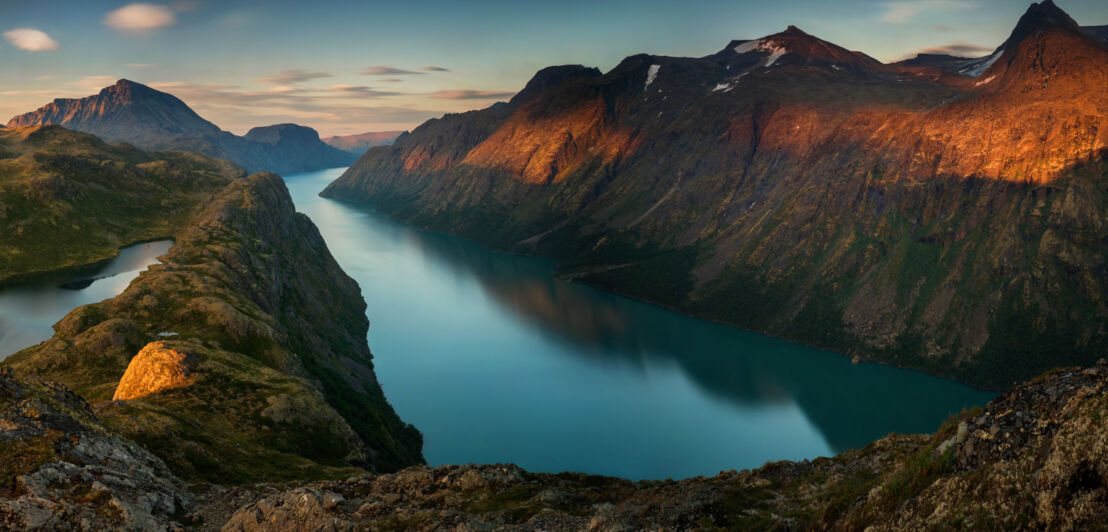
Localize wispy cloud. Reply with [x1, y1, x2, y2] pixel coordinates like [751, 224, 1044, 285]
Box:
[70, 75, 119, 91]
[125, 63, 155, 68]
[422, 66, 450, 72]
[104, 3, 177, 34]
[362, 66, 424, 76]
[879, 1, 973, 24]
[258, 69, 332, 85]
[905, 41, 992, 58]
[145, 80, 445, 135]
[3, 28, 60, 51]
[430, 90, 516, 100]
[329, 84, 403, 97]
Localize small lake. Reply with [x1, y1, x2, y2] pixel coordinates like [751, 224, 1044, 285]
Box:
[284, 168, 996, 480]
[0, 240, 172, 358]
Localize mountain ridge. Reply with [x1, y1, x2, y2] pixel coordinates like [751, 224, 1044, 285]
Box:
[323, 1, 1108, 388]
[7, 79, 355, 175]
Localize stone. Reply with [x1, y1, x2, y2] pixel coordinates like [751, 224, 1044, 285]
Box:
[112, 341, 197, 401]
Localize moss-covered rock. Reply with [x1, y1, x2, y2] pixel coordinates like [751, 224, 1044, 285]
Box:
[5, 172, 423, 483]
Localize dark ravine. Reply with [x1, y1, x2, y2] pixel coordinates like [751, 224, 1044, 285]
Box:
[6, 80, 356, 176]
[322, 1, 1108, 389]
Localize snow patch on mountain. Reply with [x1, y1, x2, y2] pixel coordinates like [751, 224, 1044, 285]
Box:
[644, 64, 660, 90]
[734, 38, 789, 68]
[962, 49, 1003, 77]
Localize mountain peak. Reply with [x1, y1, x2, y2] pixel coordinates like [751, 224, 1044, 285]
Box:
[726, 26, 882, 70]
[1000, 0, 1083, 51]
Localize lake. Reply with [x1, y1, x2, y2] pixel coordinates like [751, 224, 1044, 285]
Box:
[282, 168, 996, 480]
[0, 169, 996, 480]
[0, 240, 172, 358]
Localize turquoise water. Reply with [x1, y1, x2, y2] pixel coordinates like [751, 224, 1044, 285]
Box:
[284, 168, 996, 480]
[0, 240, 172, 358]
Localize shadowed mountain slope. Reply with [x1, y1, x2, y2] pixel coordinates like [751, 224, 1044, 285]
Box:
[323, 1, 1108, 388]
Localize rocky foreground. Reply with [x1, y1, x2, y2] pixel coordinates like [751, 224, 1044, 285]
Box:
[4, 359, 1108, 530]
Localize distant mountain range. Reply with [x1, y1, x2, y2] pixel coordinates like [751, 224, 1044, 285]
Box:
[322, 131, 406, 155]
[323, 0, 1108, 388]
[6, 79, 355, 175]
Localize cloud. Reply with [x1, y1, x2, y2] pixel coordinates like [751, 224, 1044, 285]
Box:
[879, 1, 973, 24]
[144, 80, 446, 135]
[329, 84, 401, 97]
[903, 41, 993, 58]
[70, 76, 119, 91]
[3, 28, 60, 51]
[430, 90, 516, 100]
[258, 69, 332, 85]
[362, 66, 424, 76]
[104, 3, 176, 33]
[126, 63, 154, 68]
[422, 66, 450, 72]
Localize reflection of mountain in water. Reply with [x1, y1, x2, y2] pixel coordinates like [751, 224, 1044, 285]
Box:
[376, 211, 995, 453]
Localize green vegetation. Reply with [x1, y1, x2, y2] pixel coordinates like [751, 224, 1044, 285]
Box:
[4, 170, 423, 484]
[0, 125, 241, 285]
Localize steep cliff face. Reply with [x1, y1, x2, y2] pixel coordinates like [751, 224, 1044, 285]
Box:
[323, 1, 1108, 388]
[0, 125, 241, 285]
[7, 80, 354, 175]
[4, 173, 423, 483]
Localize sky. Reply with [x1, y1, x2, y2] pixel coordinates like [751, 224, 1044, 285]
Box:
[1, 0, 1106, 136]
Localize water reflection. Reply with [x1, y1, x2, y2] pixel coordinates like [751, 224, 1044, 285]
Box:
[287, 168, 996, 479]
[371, 209, 995, 453]
[0, 240, 172, 358]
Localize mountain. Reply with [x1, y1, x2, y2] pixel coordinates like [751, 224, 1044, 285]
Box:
[239, 122, 359, 174]
[0, 125, 241, 284]
[4, 168, 424, 484]
[1086, 24, 1108, 42]
[322, 130, 406, 155]
[323, 1, 1108, 389]
[7, 79, 355, 175]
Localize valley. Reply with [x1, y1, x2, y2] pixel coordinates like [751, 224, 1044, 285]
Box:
[323, 0, 1108, 389]
[1, 0, 1107, 529]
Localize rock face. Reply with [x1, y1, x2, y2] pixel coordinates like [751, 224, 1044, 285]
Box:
[7, 79, 354, 175]
[112, 342, 197, 401]
[321, 131, 405, 156]
[0, 125, 241, 284]
[5, 172, 423, 483]
[322, 1, 1108, 388]
[4, 79, 221, 141]
[0, 367, 188, 530]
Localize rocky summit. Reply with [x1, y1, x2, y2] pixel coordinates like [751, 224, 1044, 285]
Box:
[323, 1, 1108, 389]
